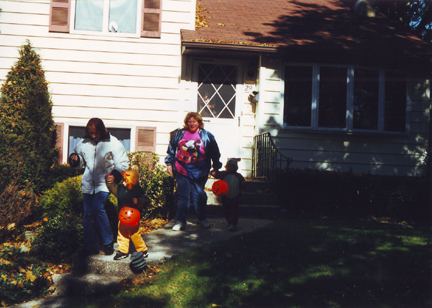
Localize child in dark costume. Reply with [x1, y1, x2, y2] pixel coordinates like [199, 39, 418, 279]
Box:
[105, 169, 151, 260]
[211, 159, 246, 231]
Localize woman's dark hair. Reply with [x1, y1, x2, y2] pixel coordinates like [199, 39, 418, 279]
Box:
[183, 112, 204, 130]
[84, 118, 108, 139]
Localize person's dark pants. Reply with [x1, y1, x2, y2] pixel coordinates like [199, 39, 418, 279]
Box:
[221, 194, 240, 225]
[175, 174, 208, 224]
[83, 192, 113, 251]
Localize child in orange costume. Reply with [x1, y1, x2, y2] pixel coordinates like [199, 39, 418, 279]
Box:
[211, 159, 246, 231]
[105, 169, 151, 260]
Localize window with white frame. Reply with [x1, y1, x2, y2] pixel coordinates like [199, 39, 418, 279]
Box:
[49, 0, 162, 37]
[283, 65, 407, 133]
[74, 0, 138, 34]
[74, 0, 138, 33]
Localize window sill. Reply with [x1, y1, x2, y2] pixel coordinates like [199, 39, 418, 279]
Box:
[281, 126, 410, 139]
[69, 30, 142, 39]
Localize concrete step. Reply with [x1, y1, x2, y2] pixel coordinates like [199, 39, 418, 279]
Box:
[51, 273, 123, 297]
[53, 243, 154, 297]
[71, 250, 133, 277]
[70, 243, 157, 279]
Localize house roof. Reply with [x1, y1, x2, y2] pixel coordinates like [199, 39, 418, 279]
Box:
[181, 0, 432, 74]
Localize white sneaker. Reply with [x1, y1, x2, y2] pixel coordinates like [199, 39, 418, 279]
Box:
[172, 222, 186, 231]
[198, 219, 210, 228]
[228, 224, 236, 231]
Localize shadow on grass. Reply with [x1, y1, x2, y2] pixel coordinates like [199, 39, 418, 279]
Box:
[76, 218, 431, 308]
[70, 294, 168, 308]
[183, 219, 431, 308]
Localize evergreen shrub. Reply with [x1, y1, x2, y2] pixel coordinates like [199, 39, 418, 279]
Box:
[0, 40, 58, 194]
[31, 214, 83, 262]
[38, 175, 83, 219]
[32, 175, 84, 261]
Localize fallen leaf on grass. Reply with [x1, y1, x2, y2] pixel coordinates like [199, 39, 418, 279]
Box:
[140, 218, 169, 234]
[1, 259, 12, 265]
[26, 270, 37, 282]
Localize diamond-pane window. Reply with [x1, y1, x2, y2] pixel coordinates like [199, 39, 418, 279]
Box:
[197, 64, 237, 119]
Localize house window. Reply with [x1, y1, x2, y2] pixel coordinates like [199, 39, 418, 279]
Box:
[283, 65, 407, 134]
[75, 0, 138, 34]
[353, 68, 379, 130]
[68, 126, 131, 156]
[318, 66, 347, 129]
[50, 0, 162, 38]
[283, 66, 312, 127]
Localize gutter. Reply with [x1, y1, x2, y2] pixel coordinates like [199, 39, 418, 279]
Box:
[181, 41, 279, 55]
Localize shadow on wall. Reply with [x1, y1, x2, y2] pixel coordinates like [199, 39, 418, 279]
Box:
[258, 116, 428, 176]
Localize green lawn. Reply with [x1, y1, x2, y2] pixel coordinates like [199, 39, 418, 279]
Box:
[76, 218, 431, 308]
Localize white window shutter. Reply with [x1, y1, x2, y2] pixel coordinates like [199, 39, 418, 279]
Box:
[141, 0, 162, 38]
[49, 0, 70, 33]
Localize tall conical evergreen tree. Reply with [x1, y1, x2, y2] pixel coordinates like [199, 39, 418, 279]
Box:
[0, 40, 58, 193]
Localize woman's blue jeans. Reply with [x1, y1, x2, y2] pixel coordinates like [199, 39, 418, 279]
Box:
[175, 173, 208, 224]
[83, 192, 113, 251]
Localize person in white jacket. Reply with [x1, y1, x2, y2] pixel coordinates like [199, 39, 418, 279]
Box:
[69, 118, 129, 256]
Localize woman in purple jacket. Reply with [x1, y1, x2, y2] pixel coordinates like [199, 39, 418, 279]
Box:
[165, 112, 222, 231]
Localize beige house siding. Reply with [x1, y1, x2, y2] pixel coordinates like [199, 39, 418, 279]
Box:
[0, 0, 196, 163]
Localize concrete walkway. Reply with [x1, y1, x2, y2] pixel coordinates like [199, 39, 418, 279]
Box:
[10, 214, 276, 308]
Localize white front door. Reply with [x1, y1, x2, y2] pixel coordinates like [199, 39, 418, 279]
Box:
[193, 62, 241, 167]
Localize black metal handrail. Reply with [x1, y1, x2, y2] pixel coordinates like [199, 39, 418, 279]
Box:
[252, 132, 293, 184]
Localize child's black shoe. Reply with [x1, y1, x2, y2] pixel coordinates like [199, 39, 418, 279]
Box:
[113, 251, 129, 260]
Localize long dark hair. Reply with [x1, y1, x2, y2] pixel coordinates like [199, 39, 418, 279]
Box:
[84, 118, 108, 139]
